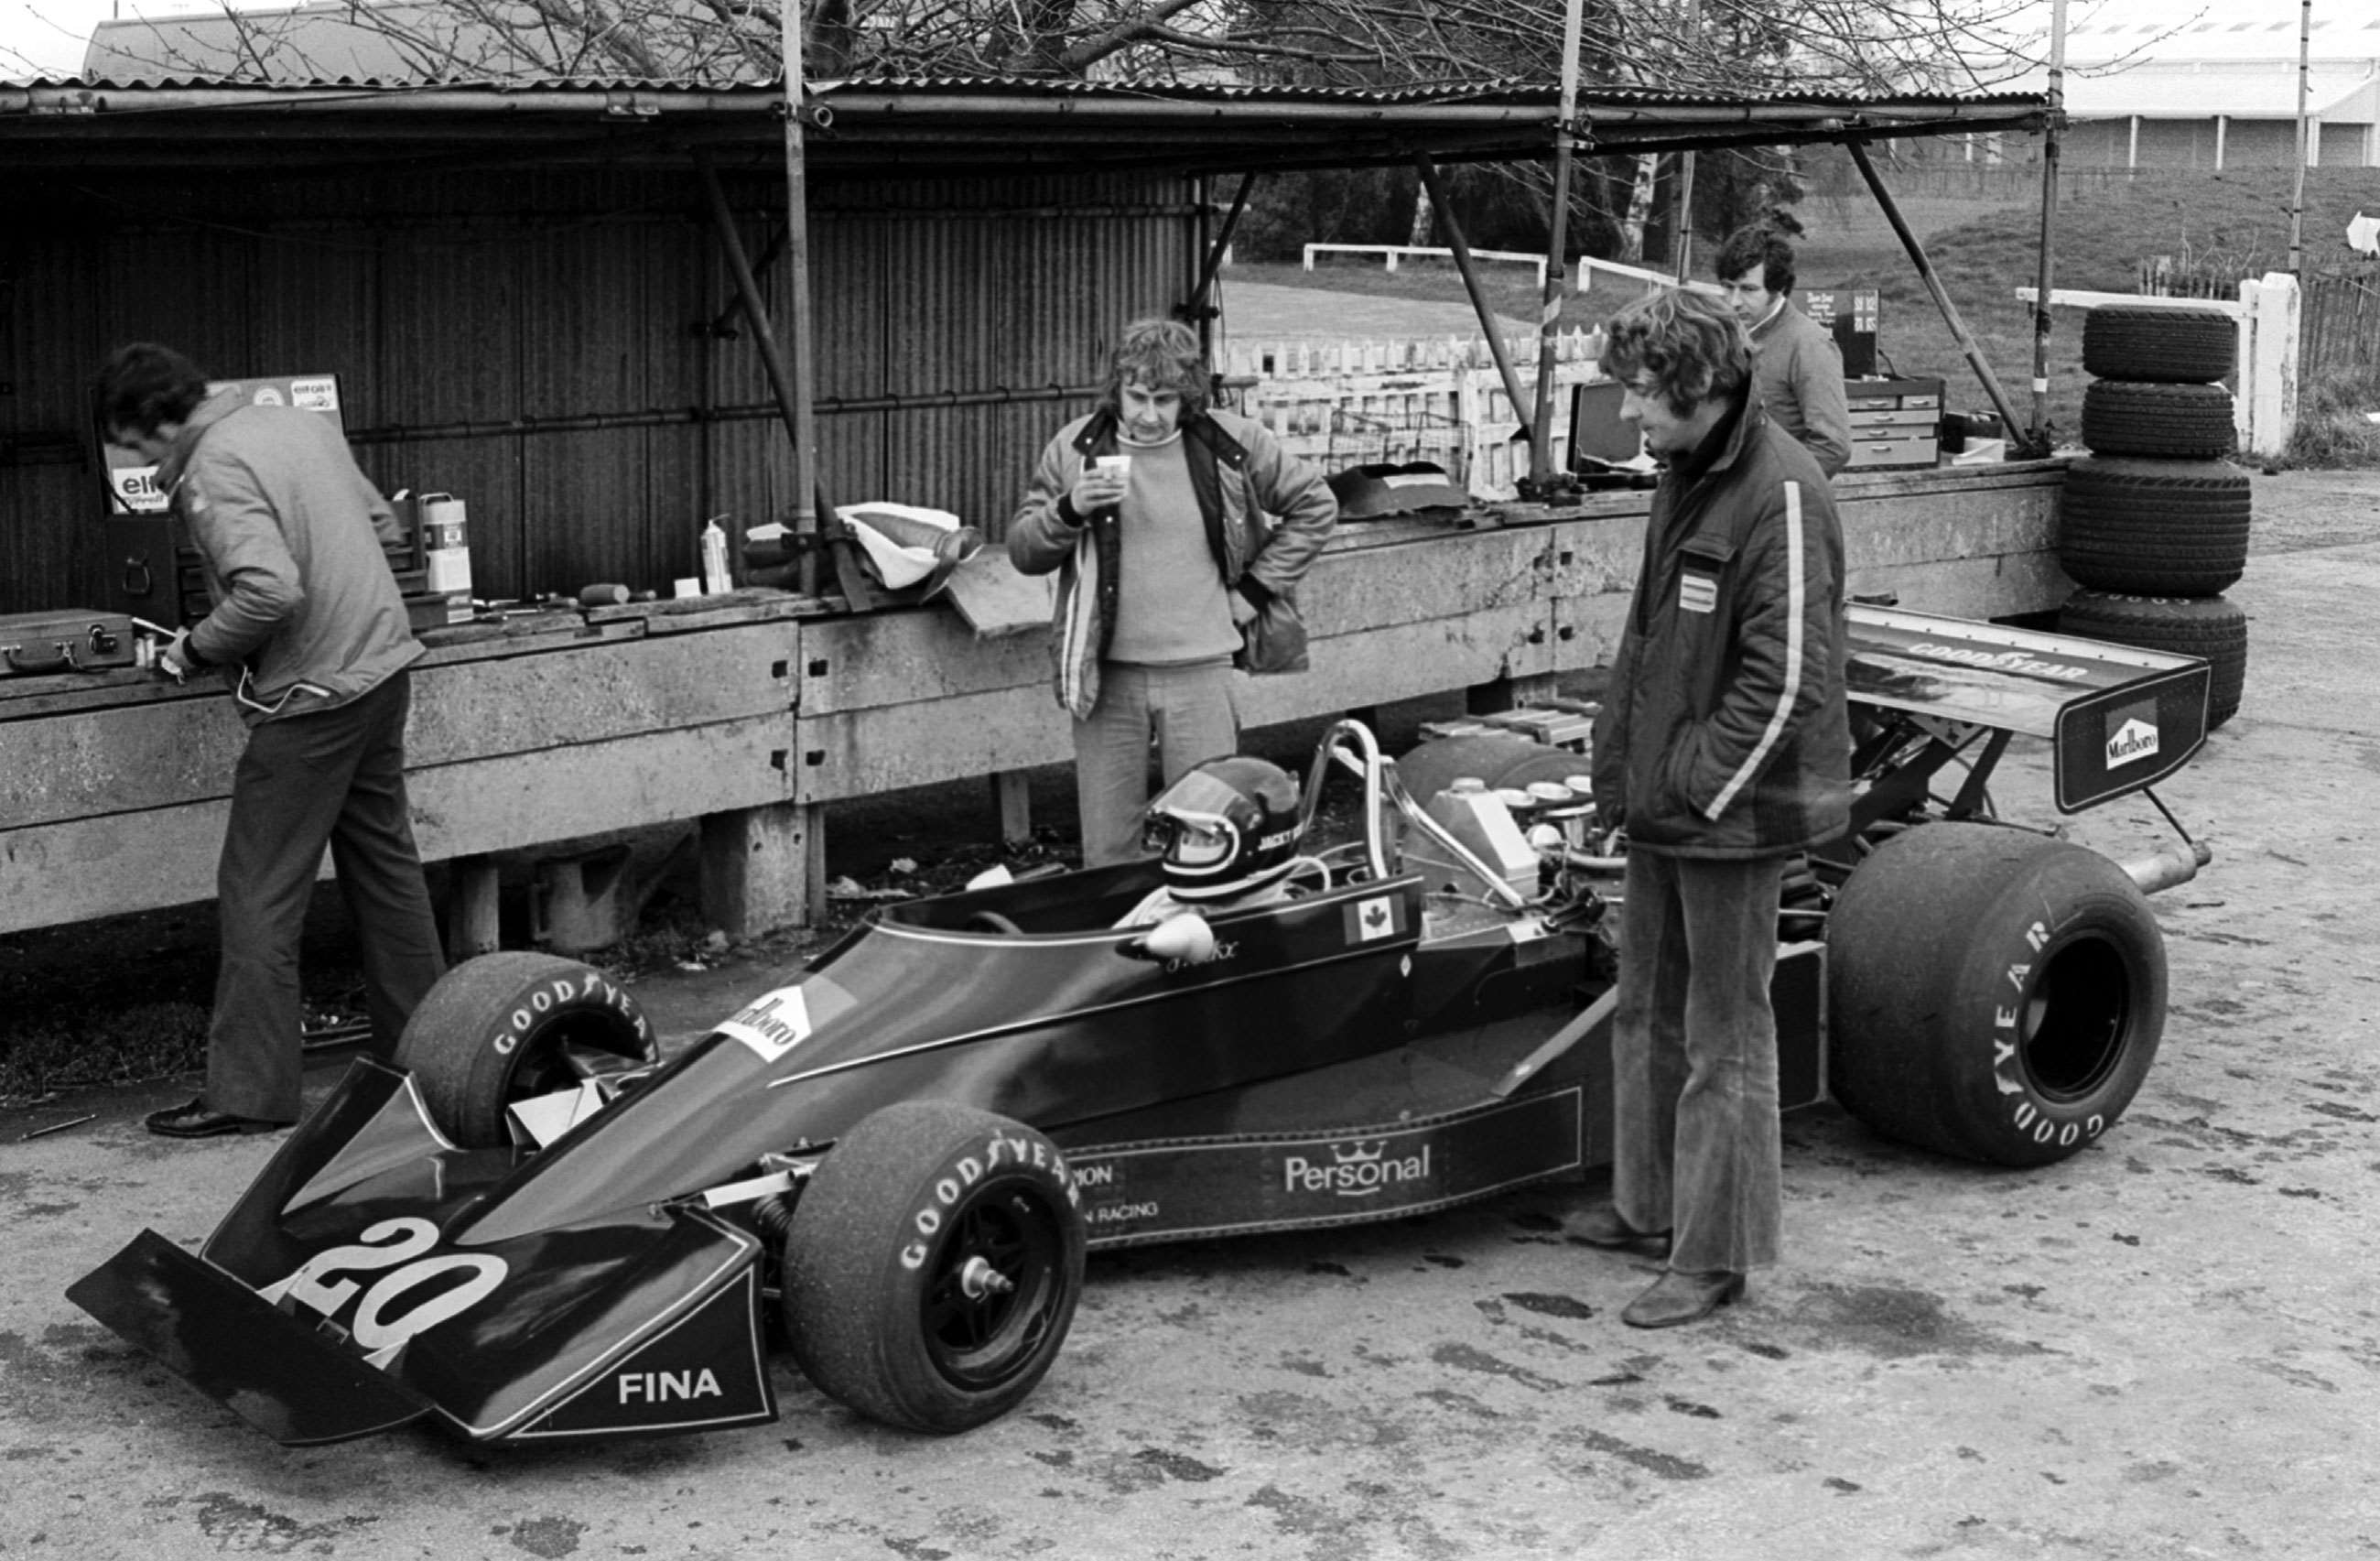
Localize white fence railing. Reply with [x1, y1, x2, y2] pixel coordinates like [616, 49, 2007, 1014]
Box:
[1221, 329, 1607, 501]
[1303, 244, 1550, 290]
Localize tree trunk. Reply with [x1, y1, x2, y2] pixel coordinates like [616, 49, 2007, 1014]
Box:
[1408, 178, 1435, 247]
[1617, 153, 1660, 265]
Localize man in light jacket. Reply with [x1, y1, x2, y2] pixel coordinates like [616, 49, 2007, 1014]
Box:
[99, 343, 445, 1138]
[1569, 290, 1852, 1327]
[1715, 226, 1854, 479]
[1010, 319, 1336, 867]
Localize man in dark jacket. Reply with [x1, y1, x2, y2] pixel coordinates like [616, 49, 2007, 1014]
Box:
[1571, 290, 1852, 1327]
[99, 343, 446, 1138]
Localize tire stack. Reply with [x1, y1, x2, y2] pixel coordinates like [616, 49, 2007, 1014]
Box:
[2055, 304, 2252, 729]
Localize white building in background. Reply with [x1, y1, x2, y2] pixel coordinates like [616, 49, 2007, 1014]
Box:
[2007, 0, 2380, 170]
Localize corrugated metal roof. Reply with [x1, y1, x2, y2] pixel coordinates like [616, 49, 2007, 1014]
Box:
[0, 73, 2047, 179]
[9, 68, 2038, 113]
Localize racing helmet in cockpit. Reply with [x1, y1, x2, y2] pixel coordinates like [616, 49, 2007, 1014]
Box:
[1145, 756, 1304, 904]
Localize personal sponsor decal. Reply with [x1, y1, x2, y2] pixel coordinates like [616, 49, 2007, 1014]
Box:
[248, 385, 286, 406]
[1678, 572, 1718, 615]
[2104, 697, 2159, 769]
[1074, 1091, 1582, 1247]
[1283, 1139, 1432, 1198]
[1906, 641, 2091, 681]
[1342, 894, 1407, 945]
[715, 984, 813, 1063]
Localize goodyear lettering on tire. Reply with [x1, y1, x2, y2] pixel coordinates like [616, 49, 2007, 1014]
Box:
[1989, 915, 2107, 1150]
[488, 970, 646, 1057]
[899, 1131, 1076, 1270]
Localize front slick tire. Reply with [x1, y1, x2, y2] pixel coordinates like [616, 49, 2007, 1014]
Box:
[1827, 823, 2166, 1167]
[393, 952, 656, 1148]
[784, 1102, 1085, 1434]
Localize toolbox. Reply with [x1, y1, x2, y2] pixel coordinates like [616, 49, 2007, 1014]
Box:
[0, 609, 139, 678]
[104, 513, 431, 631]
[1842, 375, 1944, 471]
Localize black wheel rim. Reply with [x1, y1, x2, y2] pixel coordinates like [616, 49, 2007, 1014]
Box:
[919, 1187, 1067, 1391]
[2020, 933, 2136, 1102]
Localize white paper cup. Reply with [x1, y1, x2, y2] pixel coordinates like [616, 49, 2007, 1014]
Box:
[1094, 454, 1132, 480]
[672, 577, 702, 599]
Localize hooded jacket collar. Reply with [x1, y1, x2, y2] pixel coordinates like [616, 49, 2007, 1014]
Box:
[153, 386, 247, 493]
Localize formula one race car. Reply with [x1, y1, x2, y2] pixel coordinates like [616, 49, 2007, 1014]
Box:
[72, 605, 2216, 1448]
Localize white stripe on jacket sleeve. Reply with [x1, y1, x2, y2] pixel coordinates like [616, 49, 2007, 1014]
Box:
[1704, 478, 1806, 820]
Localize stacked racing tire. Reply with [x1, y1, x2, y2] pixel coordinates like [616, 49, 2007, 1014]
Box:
[2057, 303, 2251, 729]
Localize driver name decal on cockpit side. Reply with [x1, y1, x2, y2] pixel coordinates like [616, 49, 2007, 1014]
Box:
[715, 985, 813, 1062]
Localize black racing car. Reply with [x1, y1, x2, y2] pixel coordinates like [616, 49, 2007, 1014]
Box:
[70, 605, 2216, 1447]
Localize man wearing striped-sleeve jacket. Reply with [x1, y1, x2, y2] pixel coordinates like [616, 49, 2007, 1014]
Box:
[1572, 288, 1852, 1328]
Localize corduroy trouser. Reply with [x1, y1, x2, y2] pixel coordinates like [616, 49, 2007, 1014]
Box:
[1609, 849, 1790, 1274]
[207, 669, 446, 1122]
[1070, 659, 1239, 867]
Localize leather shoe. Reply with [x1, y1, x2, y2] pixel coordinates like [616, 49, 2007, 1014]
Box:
[1621, 1268, 1746, 1328]
[143, 1098, 287, 1139]
[1562, 1203, 1671, 1254]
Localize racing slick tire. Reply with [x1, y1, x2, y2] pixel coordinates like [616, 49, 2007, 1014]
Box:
[2081, 304, 2238, 384]
[2079, 380, 2236, 459]
[392, 952, 658, 1148]
[2058, 590, 2249, 730]
[2056, 455, 2251, 596]
[784, 1101, 1085, 1434]
[1827, 822, 2167, 1168]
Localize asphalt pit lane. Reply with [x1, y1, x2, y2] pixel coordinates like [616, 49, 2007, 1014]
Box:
[1501, 1291, 1596, 1320]
[1780, 1283, 2033, 1359]
[1132, 1447, 1226, 1482]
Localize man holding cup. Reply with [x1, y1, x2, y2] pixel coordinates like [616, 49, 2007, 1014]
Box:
[1011, 318, 1337, 866]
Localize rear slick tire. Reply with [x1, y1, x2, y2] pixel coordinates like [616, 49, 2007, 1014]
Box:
[784, 1102, 1085, 1434]
[1827, 823, 2167, 1168]
[2081, 304, 2239, 383]
[2057, 455, 2251, 596]
[2059, 590, 2248, 730]
[2080, 380, 2236, 459]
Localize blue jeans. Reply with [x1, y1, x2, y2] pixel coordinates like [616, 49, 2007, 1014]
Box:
[1071, 660, 1239, 867]
[208, 670, 446, 1121]
[1610, 850, 1788, 1274]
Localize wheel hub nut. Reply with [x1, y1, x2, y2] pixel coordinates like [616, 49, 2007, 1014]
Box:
[958, 1256, 1013, 1300]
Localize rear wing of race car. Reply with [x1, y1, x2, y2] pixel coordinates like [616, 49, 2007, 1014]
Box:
[1844, 602, 2211, 815]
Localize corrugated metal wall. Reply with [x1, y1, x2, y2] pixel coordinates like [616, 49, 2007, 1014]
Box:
[0, 164, 1196, 614]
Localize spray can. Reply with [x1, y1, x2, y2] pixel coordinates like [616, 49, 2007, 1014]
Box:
[700, 517, 732, 596]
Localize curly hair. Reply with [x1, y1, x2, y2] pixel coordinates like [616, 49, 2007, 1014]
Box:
[1100, 318, 1210, 418]
[1713, 225, 1796, 296]
[94, 342, 211, 439]
[1597, 288, 1751, 417]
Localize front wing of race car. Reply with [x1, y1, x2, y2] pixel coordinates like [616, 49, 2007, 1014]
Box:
[70, 1059, 779, 1447]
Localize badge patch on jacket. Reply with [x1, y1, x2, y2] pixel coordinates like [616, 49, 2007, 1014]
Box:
[1675, 537, 1732, 617]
